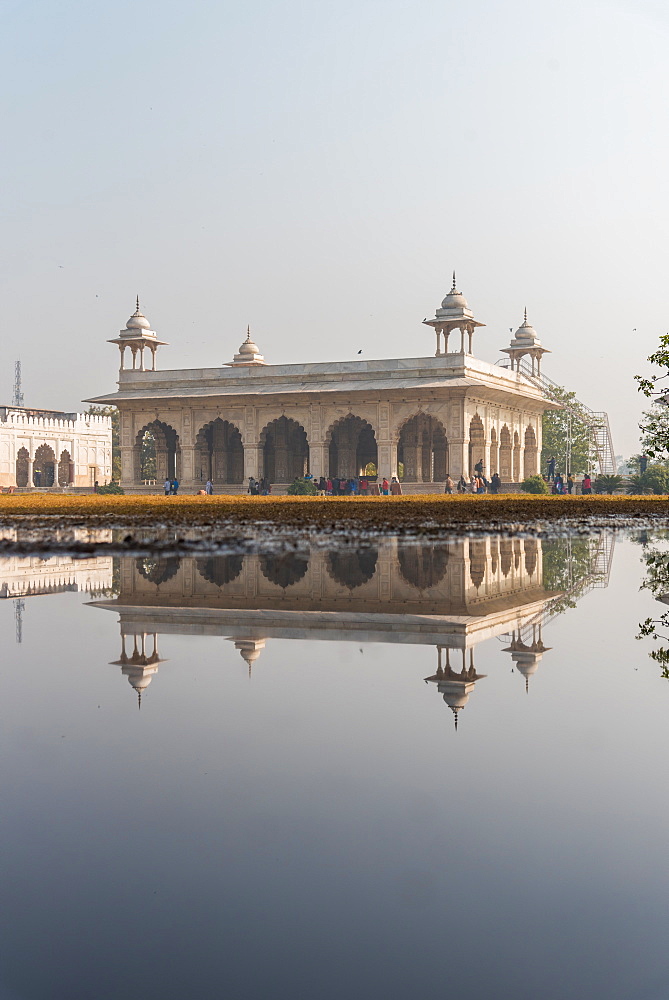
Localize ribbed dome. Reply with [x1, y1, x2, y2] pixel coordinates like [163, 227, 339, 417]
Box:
[238, 335, 260, 355]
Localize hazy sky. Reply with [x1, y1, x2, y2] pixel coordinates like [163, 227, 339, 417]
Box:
[1, 0, 667, 456]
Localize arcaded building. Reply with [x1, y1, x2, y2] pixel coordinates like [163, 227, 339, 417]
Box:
[87, 280, 553, 491]
[0, 406, 112, 489]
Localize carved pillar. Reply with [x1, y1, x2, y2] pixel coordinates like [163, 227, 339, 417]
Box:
[180, 445, 196, 484]
[244, 446, 262, 480]
[448, 439, 468, 478]
[377, 442, 395, 480]
[309, 442, 327, 479]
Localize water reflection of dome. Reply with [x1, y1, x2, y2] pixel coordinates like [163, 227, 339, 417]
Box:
[326, 548, 378, 589]
[110, 633, 166, 709]
[503, 633, 551, 692]
[425, 647, 486, 730]
[230, 638, 267, 676]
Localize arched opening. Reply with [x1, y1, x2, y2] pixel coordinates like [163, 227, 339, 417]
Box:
[196, 555, 244, 587]
[398, 545, 449, 590]
[16, 447, 29, 488]
[469, 540, 486, 590]
[58, 450, 72, 487]
[260, 417, 309, 483]
[489, 427, 499, 477]
[33, 444, 56, 487]
[327, 415, 377, 479]
[137, 557, 181, 586]
[260, 552, 309, 589]
[513, 431, 521, 481]
[134, 421, 180, 483]
[524, 425, 538, 478]
[397, 414, 448, 482]
[194, 419, 244, 484]
[499, 426, 512, 481]
[468, 415, 486, 477]
[326, 548, 378, 589]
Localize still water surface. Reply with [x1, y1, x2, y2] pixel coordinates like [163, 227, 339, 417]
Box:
[1, 532, 668, 1000]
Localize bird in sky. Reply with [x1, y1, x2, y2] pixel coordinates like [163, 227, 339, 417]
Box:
[357, 349, 363, 354]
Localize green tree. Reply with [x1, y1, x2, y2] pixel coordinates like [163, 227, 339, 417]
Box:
[87, 405, 121, 481]
[287, 476, 318, 495]
[519, 475, 550, 494]
[541, 385, 594, 475]
[638, 403, 669, 460]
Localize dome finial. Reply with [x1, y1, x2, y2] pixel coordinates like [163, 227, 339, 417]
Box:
[246, 324, 251, 342]
[524, 306, 528, 324]
[136, 295, 140, 315]
[452, 270, 457, 291]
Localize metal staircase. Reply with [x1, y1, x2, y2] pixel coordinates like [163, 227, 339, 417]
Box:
[497, 358, 617, 474]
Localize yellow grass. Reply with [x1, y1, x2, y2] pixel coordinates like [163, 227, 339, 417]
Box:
[0, 492, 666, 527]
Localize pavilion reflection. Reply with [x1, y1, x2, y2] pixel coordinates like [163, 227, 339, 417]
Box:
[91, 536, 614, 722]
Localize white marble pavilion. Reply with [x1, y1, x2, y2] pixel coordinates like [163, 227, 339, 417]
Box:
[87, 280, 554, 491]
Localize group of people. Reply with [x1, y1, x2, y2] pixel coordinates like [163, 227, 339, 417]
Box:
[310, 475, 402, 495]
[443, 469, 503, 495]
[163, 477, 180, 495]
[247, 477, 272, 495]
[547, 457, 594, 494]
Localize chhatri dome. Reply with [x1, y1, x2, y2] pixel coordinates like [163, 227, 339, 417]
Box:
[501, 308, 551, 375]
[423, 271, 485, 356]
[228, 326, 267, 366]
[125, 296, 153, 333]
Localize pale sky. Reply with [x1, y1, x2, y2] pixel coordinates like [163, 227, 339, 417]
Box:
[1, 0, 667, 457]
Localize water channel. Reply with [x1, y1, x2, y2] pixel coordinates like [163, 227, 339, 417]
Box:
[1, 529, 668, 1000]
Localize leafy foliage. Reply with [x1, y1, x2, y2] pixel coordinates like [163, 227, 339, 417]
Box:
[627, 469, 667, 495]
[593, 474, 624, 494]
[639, 403, 669, 461]
[97, 481, 124, 494]
[541, 385, 593, 475]
[519, 475, 550, 494]
[286, 477, 319, 495]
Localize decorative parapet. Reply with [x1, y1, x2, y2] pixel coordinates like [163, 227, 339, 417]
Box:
[0, 409, 112, 433]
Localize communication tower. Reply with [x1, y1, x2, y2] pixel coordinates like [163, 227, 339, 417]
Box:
[12, 360, 24, 408]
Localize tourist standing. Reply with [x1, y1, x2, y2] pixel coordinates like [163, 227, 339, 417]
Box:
[381, 477, 389, 495]
[547, 456, 556, 481]
[567, 473, 575, 494]
[205, 479, 213, 495]
[390, 476, 402, 495]
[474, 458, 484, 477]
[582, 473, 592, 495]
[458, 475, 467, 494]
[491, 472, 501, 494]
[444, 475, 454, 494]
[247, 476, 257, 495]
[164, 478, 171, 496]
[171, 477, 179, 495]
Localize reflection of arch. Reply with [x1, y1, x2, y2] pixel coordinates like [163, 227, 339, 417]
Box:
[58, 449, 72, 487]
[33, 444, 56, 487]
[134, 420, 180, 482]
[397, 414, 448, 482]
[259, 417, 308, 483]
[513, 538, 521, 571]
[523, 426, 538, 478]
[524, 539, 537, 577]
[500, 539, 512, 577]
[260, 552, 309, 589]
[326, 549, 378, 589]
[499, 426, 512, 481]
[490, 427, 499, 477]
[468, 415, 486, 476]
[16, 447, 29, 488]
[327, 415, 377, 479]
[398, 546, 449, 590]
[469, 540, 486, 590]
[137, 557, 181, 586]
[195, 419, 243, 484]
[196, 555, 244, 586]
[490, 538, 499, 575]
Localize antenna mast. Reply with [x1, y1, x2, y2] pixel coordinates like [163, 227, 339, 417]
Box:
[12, 360, 24, 408]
